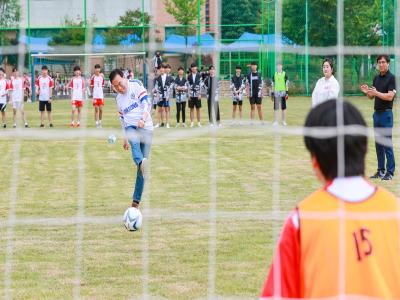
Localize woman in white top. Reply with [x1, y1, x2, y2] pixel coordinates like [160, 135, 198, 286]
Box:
[311, 58, 340, 107]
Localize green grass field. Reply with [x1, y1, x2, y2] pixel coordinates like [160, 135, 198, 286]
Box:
[0, 96, 398, 299]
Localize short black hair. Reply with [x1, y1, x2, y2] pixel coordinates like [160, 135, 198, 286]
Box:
[73, 66, 81, 72]
[0, 68, 5, 73]
[166, 64, 171, 69]
[177, 66, 184, 71]
[377, 54, 390, 63]
[161, 63, 167, 69]
[235, 65, 241, 70]
[109, 69, 123, 82]
[12, 67, 18, 72]
[250, 61, 258, 66]
[209, 65, 215, 70]
[322, 58, 334, 75]
[190, 63, 197, 68]
[304, 99, 367, 180]
[41, 65, 48, 70]
[94, 64, 101, 69]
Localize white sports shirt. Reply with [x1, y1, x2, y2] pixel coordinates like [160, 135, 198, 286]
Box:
[116, 79, 153, 131]
[35, 75, 54, 101]
[69, 77, 85, 101]
[91, 74, 104, 99]
[0, 79, 9, 104]
[10, 77, 24, 102]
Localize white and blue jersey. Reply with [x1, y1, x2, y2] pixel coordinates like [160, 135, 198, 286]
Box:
[116, 79, 153, 131]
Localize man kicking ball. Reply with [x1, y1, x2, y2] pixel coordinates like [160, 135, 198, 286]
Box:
[109, 69, 153, 210]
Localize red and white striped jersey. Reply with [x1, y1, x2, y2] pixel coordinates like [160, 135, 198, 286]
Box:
[69, 76, 85, 100]
[0, 79, 10, 104]
[35, 75, 54, 101]
[90, 74, 104, 99]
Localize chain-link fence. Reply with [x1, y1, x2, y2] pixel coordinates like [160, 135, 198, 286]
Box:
[0, 0, 397, 95]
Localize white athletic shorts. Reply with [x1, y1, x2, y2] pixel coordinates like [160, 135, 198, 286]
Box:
[12, 101, 24, 110]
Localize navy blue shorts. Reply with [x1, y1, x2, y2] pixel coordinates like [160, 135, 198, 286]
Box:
[157, 99, 170, 108]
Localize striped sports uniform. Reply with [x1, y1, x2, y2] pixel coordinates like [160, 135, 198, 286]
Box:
[90, 74, 105, 106]
[69, 76, 85, 107]
[35, 75, 54, 112]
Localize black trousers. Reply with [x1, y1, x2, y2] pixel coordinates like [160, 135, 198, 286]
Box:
[207, 96, 220, 124]
[176, 102, 186, 123]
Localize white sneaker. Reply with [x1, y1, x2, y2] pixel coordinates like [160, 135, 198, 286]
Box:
[218, 123, 222, 127]
[198, 122, 202, 127]
[154, 123, 160, 128]
[190, 122, 194, 128]
[273, 121, 279, 127]
[182, 123, 187, 127]
[282, 121, 287, 126]
[13, 123, 16, 128]
[166, 123, 170, 128]
[210, 123, 214, 127]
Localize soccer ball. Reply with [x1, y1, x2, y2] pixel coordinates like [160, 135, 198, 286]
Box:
[108, 134, 117, 144]
[123, 207, 143, 231]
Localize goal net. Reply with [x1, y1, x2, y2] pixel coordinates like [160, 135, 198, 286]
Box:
[0, 0, 399, 299]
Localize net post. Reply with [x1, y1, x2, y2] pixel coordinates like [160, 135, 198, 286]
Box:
[28, 0, 34, 102]
[304, 0, 309, 95]
[143, 61, 147, 87]
[197, 0, 202, 68]
[30, 55, 35, 102]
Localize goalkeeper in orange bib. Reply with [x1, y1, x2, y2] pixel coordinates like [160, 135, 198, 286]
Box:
[260, 99, 400, 299]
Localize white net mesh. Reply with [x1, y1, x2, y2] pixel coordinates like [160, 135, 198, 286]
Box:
[1, 0, 400, 299]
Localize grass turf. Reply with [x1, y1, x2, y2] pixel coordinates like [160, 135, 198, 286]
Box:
[0, 96, 398, 299]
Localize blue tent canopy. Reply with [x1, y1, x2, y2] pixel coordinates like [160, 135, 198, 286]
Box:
[18, 35, 54, 52]
[163, 32, 296, 53]
[92, 33, 106, 51]
[92, 32, 140, 50]
[119, 33, 141, 46]
[224, 32, 296, 51]
[19, 33, 141, 53]
[164, 33, 216, 52]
